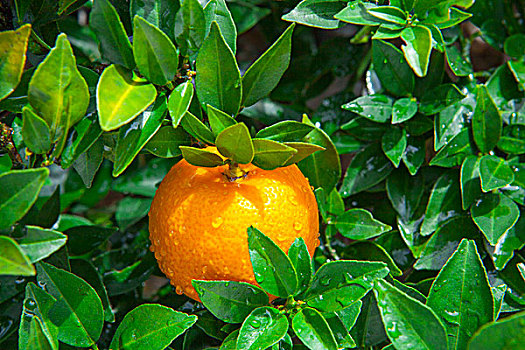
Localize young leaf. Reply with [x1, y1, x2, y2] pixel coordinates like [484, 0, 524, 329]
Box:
[282, 142, 325, 166]
[460, 155, 482, 210]
[196, 21, 242, 116]
[215, 123, 254, 164]
[479, 155, 514, 192]
[241, 24, 294, 107]
[374, 279, 448, 350]
[335, 209, 392, 240]
[21, 106, 51, 154]
[180, 111, 216, 145]
[247, 226, 298, 298]
[192, 280, 269, 323]
[471, 192, 519, 245]
[342, 94, 394, 123]
[282, 0, 346, 29]
[36, 262, 104, 347]
[372, 39, 415, 96]
[0, 236, 35, 276]
[472, 85, 502, 153]
[96, 65, 157, 131]
[467, 311, 525, 350]
[168, 81, 194, 127]
[392, 98, 418, 124]
[174, 0, 206, 57]
[204, 0, 237, 53]
[427, 239, 493, 350]
[288, 237, 314, 295]
[251, 139, 296, 170]
[292, 308, 338, 350]
[237, 307, 288, 350]
[133, 15, 178, 85]
[17, 226, 67, 263]
[180, 146, 224, 167]
[109, 304, 197, 349]
[400, 25, 433, 77]
[0, 168, 49, 229]
[207, 104, 237, 136]
[382, 126, 407, 168]
[89, 0, 135, 69]
[255, 121, 313, 142]
[144, 126, 191, 158]
[0, 24, 31, 101]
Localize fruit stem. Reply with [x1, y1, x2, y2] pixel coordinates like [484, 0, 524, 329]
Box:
[224, 161, 247, 181]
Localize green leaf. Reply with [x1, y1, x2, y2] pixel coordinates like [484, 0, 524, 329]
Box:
[196, 21, 242, 116]
[419, 84, 465, 115]
[292, 308, 338, 350]
[283, 142, 325, 166]
[386, 168, 424, 221]
[241, 24, 294, 107]
[36, 262, 103, 347]
[339, 242, 403, 277]
[28, 34, 89, 140]
[180, 111, 215, 144]
[215, 123, 254, 164]
[400, 25, 433, 77]
[392, 98, 418, 124]
[427, 239, 493, 350]
[180, 146, 224, 167]
[0, 168, 49, 229]
[168, 82, 194, 127]
[115, 197, 153, 229]
[130, 0, 180, 41]
[460, 155, 482, 210]
[342, 94, 394, 123]
[251, 139, 296, 170]
[471, 192, 519, 245]
[174, 0, 206, 57]
[472, 85, 502, 153]
[374, 279, 448, 350]
[0, 154, 12, 174]
[493, 214, 525, 270]
[372, 39, 415, 96]
[382, 126, 407, 168]
[508, 60, 525, 90]
[445, 45, 472, 77]
[335, 1, 384, 26]
[479, 155, 514, 192]
[193, 280, 268, 323]
[282, 0, 346, 29]
[340, 143, 393, 197]
[109, 304, 197, 350]
[132, 15, 178, 85]
[498, 125, 525, 155]
[0, 236, 35, 276]
[323, 311, 356, 348]
[207, 104, 237, 136]
[305, 260, 389, 312]
[0, 24, 31, 101]
[237, 307, 288, 350]
[430, 129, 477, 168]
[113, 94, 167, 176]
[22, 106, 51, 154]
[335, 209, 392, 240]
[255, 121, 314, 142]
[491, 285, 507, 319]
[288, 238, 314, 295]
[65, 225, 116, 256]
[17, 226, 67, 263]
[431, 7, 472, 29]
[89, 0, 135, 68]
[434, 95, 472, 151]
[97, 65, 157, 131]
[73, 137, 104, 188]
[413, 0, 474, 17]
[504, 33, 525, 59]
[420, 170, 462, 236]
[145, 126, 191, 158]
[204, 0, 237, 54]
[61, 114, 103, 169]
[402, 135, 426, 176]
[248, 226, 298, 298]
[297, 117, 341, 193]
[367, 6, 407, 25]
[19, 283, 59, 350]
[467, 311, 525, 350]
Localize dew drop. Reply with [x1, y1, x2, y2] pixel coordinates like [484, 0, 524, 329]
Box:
[294, 222, 303, 231]
[212, 216, 224, 228]
[289, 196, 298, 206]
[320, 276, 331, 286]
[255, 272, 265, 283]
[250, 319, 261, 329]
[175, 286, 183, 295]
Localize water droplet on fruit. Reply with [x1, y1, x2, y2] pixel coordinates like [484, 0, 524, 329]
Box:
[202, 266, 208, 275]
[250, 319, 261, 329]
[212, 216, 223, 228]
[289, 196, 298, 205]
[175, 286, 183, 295]
[294, 222, 302, 231]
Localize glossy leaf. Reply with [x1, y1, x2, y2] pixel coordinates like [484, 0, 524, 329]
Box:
[288, 238, 313, 295]
[145, 126, 191, 158]
[115, 197, 152, 229]
[22, 106, 51, 154]
[335, 209, 392, 240]
[180, 146, 224, 167]
[460, 155, 482, 210]
[109, 304, 197, 350]
[420, 170, 462, 236]
[204, 0, 237, 53]
[133, 15, 178, 85]
[282, 0, 346, 29]
[471, 192, 519, 245]
[174, 0, 206, 57]
[283, 142, 325, 166]
[17, 226, 67, 263]
[323, 311, 356, 349]
[130, 0, 179, 41]
[392, 98, 418, 124]
[196, 21, 242, 116]
[342, 94, 394, 123]
[386, 168, 424, 221]
[169, 81, 194, 127]
[247, 226, 298, 298]
[430, 129, 477, 168]
[368, 6, 406, 25]
[65, 225, 116, 256]
[305, 260, 389, 312]
[255, 121, 313, 142]
[0, 236, 35, 276]
[251, 139, 296, 170]
[0, 24, 31, 101]
[242, 24, 294, 107]
[372, 39, 415, 96]
[434, 95, 472, 151]
[207, 104, 237, 136]
[508, 61, 525, 90]
[292, 308, 338, 350]
[472, 85, 502, 153]
[216, 123, 254, 164]
[479, 155, 514, 192]
[374, 279, 448, 350]
[113, 94, 167, 176]
[467, 311, 525, 349]
[61, 114, 103, 168]
[36, 262, 103, 347]
[237, 307, 288, 350]
[339, 242, 403, 277]
[419, 84, 465, 115]
[382, 126, 407, 168]
[73, 138, 104, 187]
[193, 280, 268, 323]
[180, 111, 215, 144]
[498, 125, 525, 155]
[401, 26, 433, 77]
[427, 239, 493, 350]
[97, 65, 157, 131]
[0, 168, 48, 229]
[335, 1, 384, 26]
[493, 214, 525, 270]
[402, 135, 426, 176]
[89, 0, 135, 68]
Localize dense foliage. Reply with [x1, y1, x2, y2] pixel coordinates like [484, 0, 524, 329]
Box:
[1, 0, 525, 349]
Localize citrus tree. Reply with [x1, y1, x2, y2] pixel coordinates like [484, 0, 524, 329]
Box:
[1, 0, 525, 349]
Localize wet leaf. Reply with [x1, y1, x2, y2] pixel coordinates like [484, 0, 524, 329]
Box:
[335, 1, 384, 26]
[0, 24, 31, 101]
[460, 155, 482, 210]
[342, 94, 394, 123]
[169, 81, 194, 127]
[335, 209, 392, 240]
[237, 307, 288, 350]
[251, 139, 296, 170]
[207, 104, 237, 136]
[386, 168, 424, 221]
[472, 85, 502, 153]
[145, 126, 191, 158]
[292, 308, 337, 350]
[0, 236, 35, 276]
[204, 0, 237, 53]
[381, 127, 407, 168]
[392, 98, 418, 124]
[401, 26, 432, 77]
[430, 129, 476, 167]
[288, 238, 314, 295]
[467, 311, 525, 350]
[372, 39, 415, 96]
[493, 213, 525, 270]
[283, 0, 346, 29]
[401, 136, 426, 175]
[479, 155, 514, 192]
[216, 123, 254, 164]
[255, 121, 313, 142]
[419, 84, 465, 115]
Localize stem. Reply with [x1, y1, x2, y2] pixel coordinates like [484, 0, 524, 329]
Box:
[92, 343, 99, 350]
[322, 223, 340, 261]
[31, 31, 51, 51]
[224, 161, 247, 181]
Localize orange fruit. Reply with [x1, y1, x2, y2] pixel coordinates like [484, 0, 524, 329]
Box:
[148, 147, 319, 301]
